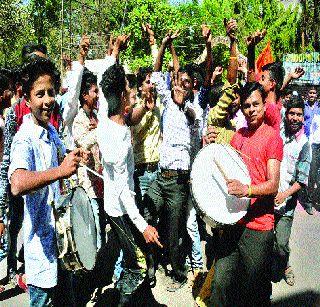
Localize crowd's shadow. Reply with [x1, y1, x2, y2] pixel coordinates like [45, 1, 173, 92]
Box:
[0, 286, 24, 301]
[271, 290, 320, 307]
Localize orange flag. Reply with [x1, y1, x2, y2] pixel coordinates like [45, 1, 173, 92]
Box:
[255, 41, 274, 80]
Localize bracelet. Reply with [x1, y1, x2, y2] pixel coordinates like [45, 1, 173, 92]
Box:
[247, 185, 252, 197]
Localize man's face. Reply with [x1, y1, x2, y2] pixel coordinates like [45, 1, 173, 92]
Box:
[178, 72, 193, 92]
[83, 84, 99, 111]
[308, 89, 317, 102]
[286, 107, 304, 134]
[259, 70, 275, 94]
[27, 74, 56, 127]
[129, 88, 137, 106]
[140, 73, 155, 99]
[241, 90, 265, 129]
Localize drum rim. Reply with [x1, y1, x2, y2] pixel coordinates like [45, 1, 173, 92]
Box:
[56, 186, 98, 272]
[190, 143, 250, 227]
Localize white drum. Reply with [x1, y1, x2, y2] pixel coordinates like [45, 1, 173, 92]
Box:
[190, 143, 251, 228]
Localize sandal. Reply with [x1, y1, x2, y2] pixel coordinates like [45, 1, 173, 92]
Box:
[284, 267, 295, 286]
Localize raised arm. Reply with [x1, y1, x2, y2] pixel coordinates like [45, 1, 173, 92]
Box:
[281, 67, 305, 91]
[143, 23, 159, 65]
[202, 24, 213, 87]
[154, 30, 179, 72]
[225, 19, 238, 85]
[246, 29, 266, 82]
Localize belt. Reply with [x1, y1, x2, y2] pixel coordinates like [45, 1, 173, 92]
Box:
[160, 168, 190, 178]
[135, 162, 159, 173]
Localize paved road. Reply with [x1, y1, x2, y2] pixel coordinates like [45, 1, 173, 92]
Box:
[1, 205, 319, 306]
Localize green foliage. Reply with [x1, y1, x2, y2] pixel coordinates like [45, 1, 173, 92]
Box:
[0, 0, 312, 70]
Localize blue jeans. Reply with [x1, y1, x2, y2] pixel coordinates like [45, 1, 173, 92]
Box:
[134, 168, 159, 211]
[186, 199, 203, 269]
[29, 285, 54, 307]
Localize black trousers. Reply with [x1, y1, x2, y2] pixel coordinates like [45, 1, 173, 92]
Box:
[210, 225, 274, 307]
[144, 172, 189, 281]
[108, 215, 148, 299]
[7, 194, 24, 275]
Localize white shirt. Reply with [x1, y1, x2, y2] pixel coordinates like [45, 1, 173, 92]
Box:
[310, 113, 320, 144]
[62, 61, 84, 150]
[8, 114, 65, 288]
[97, 118, 148, 233]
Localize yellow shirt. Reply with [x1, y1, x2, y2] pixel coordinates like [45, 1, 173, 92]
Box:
[207, 82, 239, 144]
[132, 97, 163, 164]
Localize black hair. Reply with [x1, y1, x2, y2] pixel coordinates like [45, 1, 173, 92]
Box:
[239, 82, 267, 106]
[0, 73, 10, 96]
[100, 63, 126, 117]
[22, 43, 48, 62]
[137, 66, 152, 92]
[11, 67, 22, 94]
[307, 85, 317, 92]
[184, 63, 205, 89]
[79, 68, 97, 106]
[20, 57, 61, 99]
[285, 95, 305, 114]
[262, 62, 285, 99]
[126, 73, 137, 90]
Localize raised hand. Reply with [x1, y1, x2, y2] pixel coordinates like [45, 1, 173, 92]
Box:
[79, 34, 90, 57]
[246, 29, 267, 47]
[201, 24, 211, 43]
[162, 29, 180, 45]
[225, 18, 237, 40]
[142, 23, 155, 37]
[62, 53, 72, 71]
[290, 67, 305, 80]
[212, 66, 223, 80]
[115, 34, 130, 51]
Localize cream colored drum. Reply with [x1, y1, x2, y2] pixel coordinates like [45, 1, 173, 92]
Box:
[190, 143, 251, 228]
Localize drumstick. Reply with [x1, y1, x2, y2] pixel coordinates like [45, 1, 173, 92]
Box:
[79, 163, 104, 180]
[213, 157, 228, 182]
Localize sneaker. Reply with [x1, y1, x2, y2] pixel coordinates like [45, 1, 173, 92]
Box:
[117, 269, 145, 295]
[166, 277, 187, 292]
[284, 267, 295, 286]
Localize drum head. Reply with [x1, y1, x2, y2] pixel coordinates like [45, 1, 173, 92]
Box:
[70, 187, 97, 271]
[191, 143, 251, 226]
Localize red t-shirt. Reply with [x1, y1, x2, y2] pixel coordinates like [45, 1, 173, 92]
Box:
[14, 97, 61, 131]
[230, 123, 283, 231]
[264, 99, 282, 133]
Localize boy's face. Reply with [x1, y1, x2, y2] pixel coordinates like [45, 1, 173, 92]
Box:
[308, 89, 317, 102]
[259, 70, 275, 94]
[83, 84, 99, 110]
[286, 107, 304, 134]
[241, 90, 265, 129]
[27, 74, 55, 127]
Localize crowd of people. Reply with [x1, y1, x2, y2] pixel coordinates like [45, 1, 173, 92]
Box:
[0, 18, 319, 307]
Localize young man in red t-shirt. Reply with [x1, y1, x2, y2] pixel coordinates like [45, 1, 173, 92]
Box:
[210, 82, 283, 306]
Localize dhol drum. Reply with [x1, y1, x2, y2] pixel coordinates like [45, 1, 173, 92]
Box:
[54, 186, 97, 272]
[190, 143, 251, 228]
